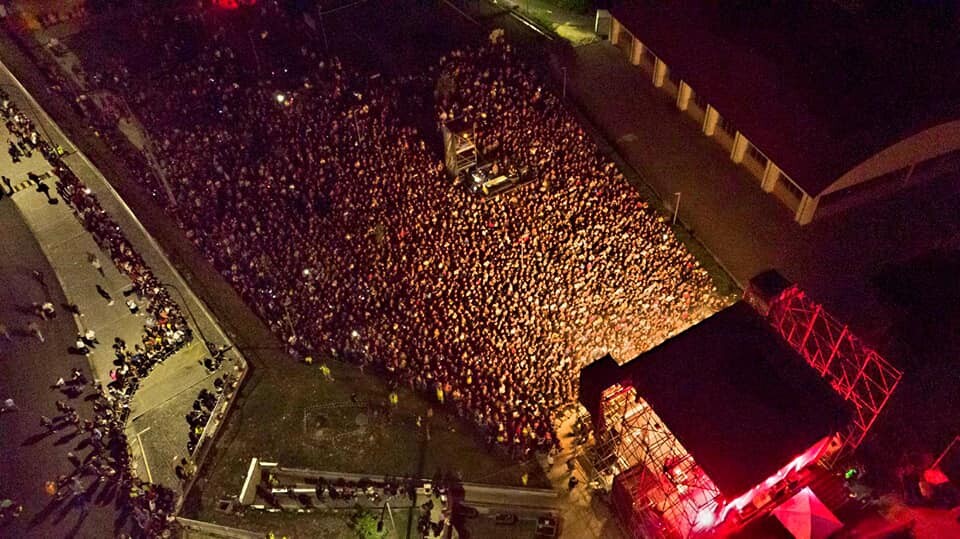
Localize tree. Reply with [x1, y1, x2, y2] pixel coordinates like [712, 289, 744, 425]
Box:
[349, 505, 385, 539]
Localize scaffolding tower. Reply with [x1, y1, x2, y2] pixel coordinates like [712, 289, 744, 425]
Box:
[596, 384, 722, 539]
[441, 118, 478, 178]
[756, 282, 903, 465]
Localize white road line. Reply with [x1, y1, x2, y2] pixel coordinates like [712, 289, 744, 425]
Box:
[135, 429, 153, 483]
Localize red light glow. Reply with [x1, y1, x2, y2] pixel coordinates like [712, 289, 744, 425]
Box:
[213, 0, 257, 9]
[715, 436, 834, 526]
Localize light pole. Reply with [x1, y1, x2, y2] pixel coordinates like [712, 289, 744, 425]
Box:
[561, 66, 567, 99]
[376, 501, 397, 536]
[114, 94, 178, 209]
[247, 29, 262, 75]
[672, 192, 681, 226]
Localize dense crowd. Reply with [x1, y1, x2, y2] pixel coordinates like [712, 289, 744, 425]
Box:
[92, 8, 725, 457]
[0, 88, 186, 536]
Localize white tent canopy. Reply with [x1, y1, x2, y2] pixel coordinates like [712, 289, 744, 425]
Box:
[773, 487, 843, 539]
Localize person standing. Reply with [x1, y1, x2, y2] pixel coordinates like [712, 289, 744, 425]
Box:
[1, 398, 17, 413]
[0, 320, 11, 341]
[75, 335, 89, 355]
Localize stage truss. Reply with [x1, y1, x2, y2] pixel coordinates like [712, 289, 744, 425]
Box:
[596, 384, 721, 539]
[441, 120, 477, 178]
[763, 284, 903, 465]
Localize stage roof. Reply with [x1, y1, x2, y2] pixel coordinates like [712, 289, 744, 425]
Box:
[579, 301, 849, 498]
[610, 1, 960, 196]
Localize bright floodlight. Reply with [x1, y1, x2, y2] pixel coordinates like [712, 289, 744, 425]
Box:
[275, 93, 286, 103]
[302, 268, 311, 277]
[351, 330, 360, 338]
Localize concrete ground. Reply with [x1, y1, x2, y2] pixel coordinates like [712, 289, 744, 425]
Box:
[0, 49, 245, 509]
[0, 148, 127, 539]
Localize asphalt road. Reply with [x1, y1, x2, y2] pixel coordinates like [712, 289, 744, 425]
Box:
[0, 192, 129, 538]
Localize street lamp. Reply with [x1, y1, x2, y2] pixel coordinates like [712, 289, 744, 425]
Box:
[672, 192, 681, 226]
[112, 94, 178, 209]
[376, 501, 397, 534]
[561, 66, 567, 99]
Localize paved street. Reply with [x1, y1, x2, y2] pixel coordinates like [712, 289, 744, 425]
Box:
[0, 177, 122, 538]
[0, 35, 246, 539]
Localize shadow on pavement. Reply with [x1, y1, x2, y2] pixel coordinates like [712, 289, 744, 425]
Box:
[20, 429, 55, 446]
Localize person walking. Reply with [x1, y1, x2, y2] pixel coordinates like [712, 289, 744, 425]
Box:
[87, 252, 105, 278]
[0, 320, 11, 341]
[26, 320, 43, 342]
[95, 284, 113, 305]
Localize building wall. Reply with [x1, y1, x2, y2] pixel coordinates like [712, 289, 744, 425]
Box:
[609, 17, 814, 225]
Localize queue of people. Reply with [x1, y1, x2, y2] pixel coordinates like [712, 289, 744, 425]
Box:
[0, 85, 187, 535]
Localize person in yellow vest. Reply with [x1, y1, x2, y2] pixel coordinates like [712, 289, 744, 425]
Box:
[319, 364, 332, 381]
[435, 386, 444, 404]
[389, 392, 399, 407]
[303, 355, 313, 365]
[521, 473, 529, 486]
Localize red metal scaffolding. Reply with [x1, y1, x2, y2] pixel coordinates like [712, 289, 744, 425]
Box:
[598, 384, 722, 539]
[763, 284, 903, 464]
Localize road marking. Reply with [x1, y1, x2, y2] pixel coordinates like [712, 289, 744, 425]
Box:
[135, 428, 153, 483]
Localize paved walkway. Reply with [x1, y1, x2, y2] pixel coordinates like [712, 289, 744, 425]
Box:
[0, 54, 245, 497]
[0, 158, 124, 539]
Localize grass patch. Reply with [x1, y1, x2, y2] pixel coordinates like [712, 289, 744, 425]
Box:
[186, 357, 549, 526]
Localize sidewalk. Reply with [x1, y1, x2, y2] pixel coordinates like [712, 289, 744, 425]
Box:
[0, 55, 247, 496]
[0, 133, 126, 539]
[492, 0, 598, 45]
[539, 409, 626, 539]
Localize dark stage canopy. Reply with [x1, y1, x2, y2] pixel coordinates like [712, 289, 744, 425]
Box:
[580, 301, 849, 498]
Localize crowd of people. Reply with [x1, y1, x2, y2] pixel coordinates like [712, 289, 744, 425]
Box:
[0, 87, 187, 535]
[87, 7, 726, 458]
